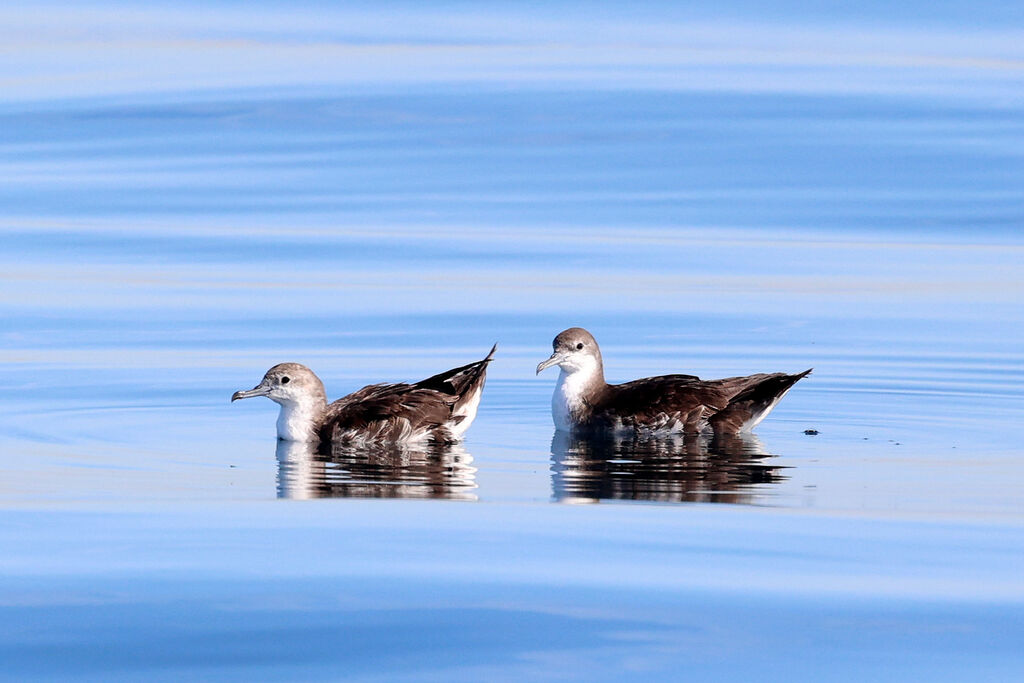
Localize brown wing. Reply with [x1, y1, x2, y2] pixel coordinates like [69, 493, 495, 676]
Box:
[412, 344, 496, 416]
[708, 369, 812, 433]
[591, 368, 810, 434]
[316, 344, 497, 444]
[597, 374, 731, 432]
[415, 345, 496, 393]
[318, 383, 457, 443]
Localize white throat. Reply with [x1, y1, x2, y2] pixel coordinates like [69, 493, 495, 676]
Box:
[551, 359, 603, 432]
[274, 397, 322, 442]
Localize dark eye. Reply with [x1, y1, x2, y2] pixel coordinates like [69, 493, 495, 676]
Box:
[576, 343, 584, 350]
[281, 376, 290, 384]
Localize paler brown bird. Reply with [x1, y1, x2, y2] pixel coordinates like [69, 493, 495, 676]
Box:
[233, 345, 496, 444]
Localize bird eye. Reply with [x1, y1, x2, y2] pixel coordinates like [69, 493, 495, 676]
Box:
[281, 376, 290, 384]
[576, 343, 584, 350]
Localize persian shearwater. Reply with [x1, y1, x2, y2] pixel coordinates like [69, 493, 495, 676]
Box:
[536, 328, 810, 435]
[233, 345, 496, 444]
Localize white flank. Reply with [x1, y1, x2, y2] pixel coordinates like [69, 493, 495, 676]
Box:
[450, 385, 483, 439]
[739, 386, 794, 433]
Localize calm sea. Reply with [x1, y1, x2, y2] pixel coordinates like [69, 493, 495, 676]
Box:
[1, 2, 1023, 680]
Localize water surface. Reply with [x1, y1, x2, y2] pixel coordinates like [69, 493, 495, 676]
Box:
[1, 2, 1023, 680]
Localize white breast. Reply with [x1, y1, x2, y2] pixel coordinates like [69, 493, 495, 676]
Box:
[275, 399, 320, 442]
[551, 369, 589, 432]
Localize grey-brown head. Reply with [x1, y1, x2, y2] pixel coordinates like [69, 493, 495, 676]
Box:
[232, 363, 329, 441]
[231, 363, 327, 406]
[536, 327, 604, 377]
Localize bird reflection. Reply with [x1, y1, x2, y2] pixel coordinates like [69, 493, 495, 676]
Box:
[551, 431, 785, 504]
[276, 439, 477, 501]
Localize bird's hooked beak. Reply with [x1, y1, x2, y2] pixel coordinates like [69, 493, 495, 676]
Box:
[536, 352, 566, 375]
[231, 382, 271, 402]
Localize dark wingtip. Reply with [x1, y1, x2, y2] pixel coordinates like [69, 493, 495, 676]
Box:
[484, 343, 498, 361]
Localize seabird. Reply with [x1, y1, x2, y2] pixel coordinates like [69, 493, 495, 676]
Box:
[233, 345, 496, 444]
[536, 328, 810, 435]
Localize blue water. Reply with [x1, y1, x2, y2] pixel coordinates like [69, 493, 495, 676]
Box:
[2, 2, 1024, 680]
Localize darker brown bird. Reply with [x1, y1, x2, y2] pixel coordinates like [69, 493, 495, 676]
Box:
[537, 328, 809, 435]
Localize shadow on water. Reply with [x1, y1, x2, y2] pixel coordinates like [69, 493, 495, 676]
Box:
[276, 440, 478, 501]
[550, 431, 785, 505]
